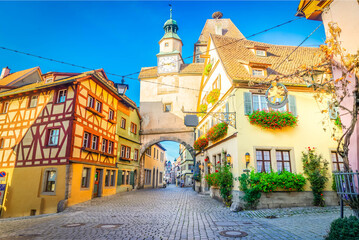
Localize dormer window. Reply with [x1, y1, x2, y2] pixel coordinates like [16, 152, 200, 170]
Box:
[256, 50, 266, 57]
[252, 69, 265, 76]
[45, 77, 54, 84]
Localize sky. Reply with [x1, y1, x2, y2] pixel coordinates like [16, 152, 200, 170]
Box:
[0, 1, 326, 160]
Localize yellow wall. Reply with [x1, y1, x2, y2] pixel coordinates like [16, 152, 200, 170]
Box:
[67, 163, 117, 207]
[143, 144, 166, 188]
[0, 165, 66, 218]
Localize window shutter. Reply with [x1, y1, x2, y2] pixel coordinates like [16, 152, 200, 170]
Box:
[117, 170, 122, 186]
[328, 101, 338, 119]
[225, 102, 229, 122]
[244, 92, 253, 115]
[288, 95, 297, 117]
[130, 171, 134, 186]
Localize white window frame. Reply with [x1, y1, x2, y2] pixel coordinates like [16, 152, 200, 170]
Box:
[48, 129, 60, 146]
[96, 100, 102, 113]
[2, 101, 9, 113]
[57, 89, 67, 103]
[42, 168, 57, 195]
[108, 141, 113, 154]
[29, 95, 38, 108]
[121, 145, 126, 158]
[92, 135, 99, 150]
[256, 50, 266, 56]
[109, 109, 114, 120]
[252, 94, 269, 111]
[81, 167, 91, 188]
[87, 95, 94, 108]
[252, 69, 265, 76]
[134, 149, 139, 161]
[126, 147, 131, 159]
[83, 132, 90, 148]
[121, 118, 126, 129]
[101, 139, 108, 152]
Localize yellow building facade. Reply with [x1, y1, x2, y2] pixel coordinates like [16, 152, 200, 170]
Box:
[142, 143, 166, 188]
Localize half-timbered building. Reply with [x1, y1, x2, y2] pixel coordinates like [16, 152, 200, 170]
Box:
[0, 67, 136, 218]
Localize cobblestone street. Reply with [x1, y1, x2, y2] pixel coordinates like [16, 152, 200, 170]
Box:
[0, 185, 350, 240]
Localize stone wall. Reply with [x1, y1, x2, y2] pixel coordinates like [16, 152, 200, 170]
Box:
[210, 187, 222, 202]
[231, 190, 339, 209]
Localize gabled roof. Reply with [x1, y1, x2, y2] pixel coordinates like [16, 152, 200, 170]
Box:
[139, 63, 204, 79]
[0, 67, 39, 86]
[211, 34, 323, 84]
[197, 19, 245, 44]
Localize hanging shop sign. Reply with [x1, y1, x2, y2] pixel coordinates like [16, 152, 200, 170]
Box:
[265, 81, 288, 109]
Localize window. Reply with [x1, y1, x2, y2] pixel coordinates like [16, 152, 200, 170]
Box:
[134, 149, 139, 161]
[256, 50, 266, 56]
[87, 95, 94, 108]
[121, 145, 126, 158]
[154, 147, 156, 159]
[160, 152, 164, 162]
[145, 148, 151, 156]
[256, 150, 271, 173]
[121, 118, 126, 129]
[45, 77, 53, 83]
[331, 151, 344, 171]
[1, 101, 9, 113]
[252, 94, 268, 111]
[0, 138, 4, 149]
[81, 168, 91, 188]
[109, 109, 114, 120]
[96, 100, 102, 113]
[83, 132, 90, 148]
[108, 141, 114, 154]
[252, 69, 264, 76]
[276, 150, 291, 172]
[105, 170, 110, 186]
[44, 170, 56, 192]
[157, 149, 159, 160]
[101, 139, 108, 152]
[159, 172, 163, 184]
[126, 147, 131, 159]
[110, 170, 115, 186]
[48, 129, 59, 146]
[91, 135, 99, 150]
[164, 103, 171, 112]
[121, 171, 126, 185]
[165, 42, 169, 47]
[212, 75, 221, 90]
[29, 95, 38, 108]
[145, 170, 151, 185]
[57, 90, 67, 103]
[126, 171, 130, 185]
[130, 123, 137, 134]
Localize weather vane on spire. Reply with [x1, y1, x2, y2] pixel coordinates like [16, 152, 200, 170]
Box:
[169, 4, 172, 19]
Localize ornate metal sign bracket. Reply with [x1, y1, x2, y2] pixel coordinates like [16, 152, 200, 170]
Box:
[183, 111, 236, 128]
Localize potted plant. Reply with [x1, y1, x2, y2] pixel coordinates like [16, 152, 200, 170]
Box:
[194, 136, 209, 152]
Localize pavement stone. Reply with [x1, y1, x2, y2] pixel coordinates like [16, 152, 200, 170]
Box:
[0, 185, 354, 240]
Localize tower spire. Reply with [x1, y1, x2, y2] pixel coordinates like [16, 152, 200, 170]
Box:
[169, 4, 172, 19]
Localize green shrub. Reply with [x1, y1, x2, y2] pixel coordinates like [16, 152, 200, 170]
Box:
[326, 216, 359, 240]
[237, 170, 306, 210]
[193, 172, 201, 181]
[302, 147, 329, 207]
[217, 163, 233, 207]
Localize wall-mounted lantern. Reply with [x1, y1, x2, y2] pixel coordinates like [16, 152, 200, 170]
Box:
[226, 153, 232, 165]
[245, 152, 250, 168]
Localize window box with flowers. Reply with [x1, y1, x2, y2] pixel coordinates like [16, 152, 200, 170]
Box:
[194, 136, 209, 151]
[206, 89, 220, 104]
[248, 110, 297, 130]
[206, 122, 228, 142]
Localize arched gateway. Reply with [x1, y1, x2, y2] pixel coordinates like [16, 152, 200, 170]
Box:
[138, 11, 203, 188]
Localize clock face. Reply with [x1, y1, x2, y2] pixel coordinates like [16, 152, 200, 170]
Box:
[158, 56, 177, 73]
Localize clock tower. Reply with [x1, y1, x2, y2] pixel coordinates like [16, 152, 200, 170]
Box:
[157, 7, 183, 74]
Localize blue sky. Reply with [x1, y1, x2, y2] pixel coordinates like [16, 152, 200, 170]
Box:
[0, 1, 326, 159]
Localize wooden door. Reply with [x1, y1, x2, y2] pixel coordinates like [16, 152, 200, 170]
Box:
[93, 169, 101, 197]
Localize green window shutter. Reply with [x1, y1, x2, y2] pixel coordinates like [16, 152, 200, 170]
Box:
[288, 95, 297, 117]
[130, 171, 134, 185]
[117, 170, 122, 186]
[244, 92, 253, 115]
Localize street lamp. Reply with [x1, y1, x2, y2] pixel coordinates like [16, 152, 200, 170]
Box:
[115, 77, 129, 95]
[245, 152, 250, 168]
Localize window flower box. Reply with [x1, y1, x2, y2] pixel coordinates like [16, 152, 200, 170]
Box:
[206, 122, 228, 142]
[248, 110, 297, 130]
[207, 89, 220, 104]
[194, 136, 209, 151]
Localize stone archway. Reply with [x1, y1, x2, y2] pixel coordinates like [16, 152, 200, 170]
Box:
[138, 136, 196, 189]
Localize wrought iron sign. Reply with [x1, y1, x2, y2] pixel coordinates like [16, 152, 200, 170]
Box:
[265, 81, 288, 109]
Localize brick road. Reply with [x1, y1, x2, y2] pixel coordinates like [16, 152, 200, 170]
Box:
[0, 185, 351, 240]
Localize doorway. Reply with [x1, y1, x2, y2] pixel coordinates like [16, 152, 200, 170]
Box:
[93, 169, 102, 198]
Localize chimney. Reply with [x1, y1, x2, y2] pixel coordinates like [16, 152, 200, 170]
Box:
[0, 67, 10, 79]
[215, 22, 223, 35]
